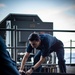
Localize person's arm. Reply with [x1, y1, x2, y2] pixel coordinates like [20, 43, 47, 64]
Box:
[20, 44, 32, 70]
[26, 56, 46, 74]
[19, 52, 30, 71]
[33, 56, 45, 70]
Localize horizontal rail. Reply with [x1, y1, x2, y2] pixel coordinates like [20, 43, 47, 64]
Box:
[7, 47, 75, 49]
[22, 72, 75, 75]
[7, 46, 27, 49]
[23, 63, 75, 66]
[0, 28, 75, 32]
[30, 72, 75, 75]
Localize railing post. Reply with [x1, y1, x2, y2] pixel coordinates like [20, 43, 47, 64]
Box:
[70, 39, 72, 64]
[13, 25, 17, 62]
[15, 25, 17, 62]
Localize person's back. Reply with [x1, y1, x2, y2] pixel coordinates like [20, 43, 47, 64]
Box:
[39, 33, 58, 47]
[0, 36, 20, 75]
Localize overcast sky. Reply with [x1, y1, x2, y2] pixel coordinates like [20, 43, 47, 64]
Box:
[0, 0, 75, 43]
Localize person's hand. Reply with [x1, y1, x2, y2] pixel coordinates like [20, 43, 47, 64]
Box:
[19, 70, 25, 75]
[26, 69, 33, 75]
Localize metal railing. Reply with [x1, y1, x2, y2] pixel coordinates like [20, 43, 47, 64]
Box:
[0, 28, 75, 32]
[0, 27, 75, 64]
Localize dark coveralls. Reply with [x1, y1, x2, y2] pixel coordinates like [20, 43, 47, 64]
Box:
[27, 34, 66, 73]
[0, 36, 20, 75]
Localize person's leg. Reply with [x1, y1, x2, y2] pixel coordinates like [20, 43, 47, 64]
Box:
[56, 46, 66, 73]
[0, 36, 20, 75]
[33, 50, 42, 72]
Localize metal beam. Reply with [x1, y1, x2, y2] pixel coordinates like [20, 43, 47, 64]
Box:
[0, 28, 75, 32]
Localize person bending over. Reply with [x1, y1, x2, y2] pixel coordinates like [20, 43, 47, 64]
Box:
[19, 32, 66, 75]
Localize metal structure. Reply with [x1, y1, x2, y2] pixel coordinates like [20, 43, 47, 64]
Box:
[0, 14, 53, 64]
[0, 14, 75, 73]
[0, 28, 75, 63]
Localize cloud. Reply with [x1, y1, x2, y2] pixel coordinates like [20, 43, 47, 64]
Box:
[22, 5, 75, 28]
[0, 3, 5, 8]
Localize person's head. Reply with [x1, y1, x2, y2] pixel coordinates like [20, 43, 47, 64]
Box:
[28, 32, 41, 48]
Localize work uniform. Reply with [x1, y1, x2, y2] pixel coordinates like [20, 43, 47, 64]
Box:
[27, 34, 66, 73]
[0, 36, 20, 75]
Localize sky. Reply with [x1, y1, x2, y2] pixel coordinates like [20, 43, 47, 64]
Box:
[0, 0, 75, 43]
[0, 0, 75, 62]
